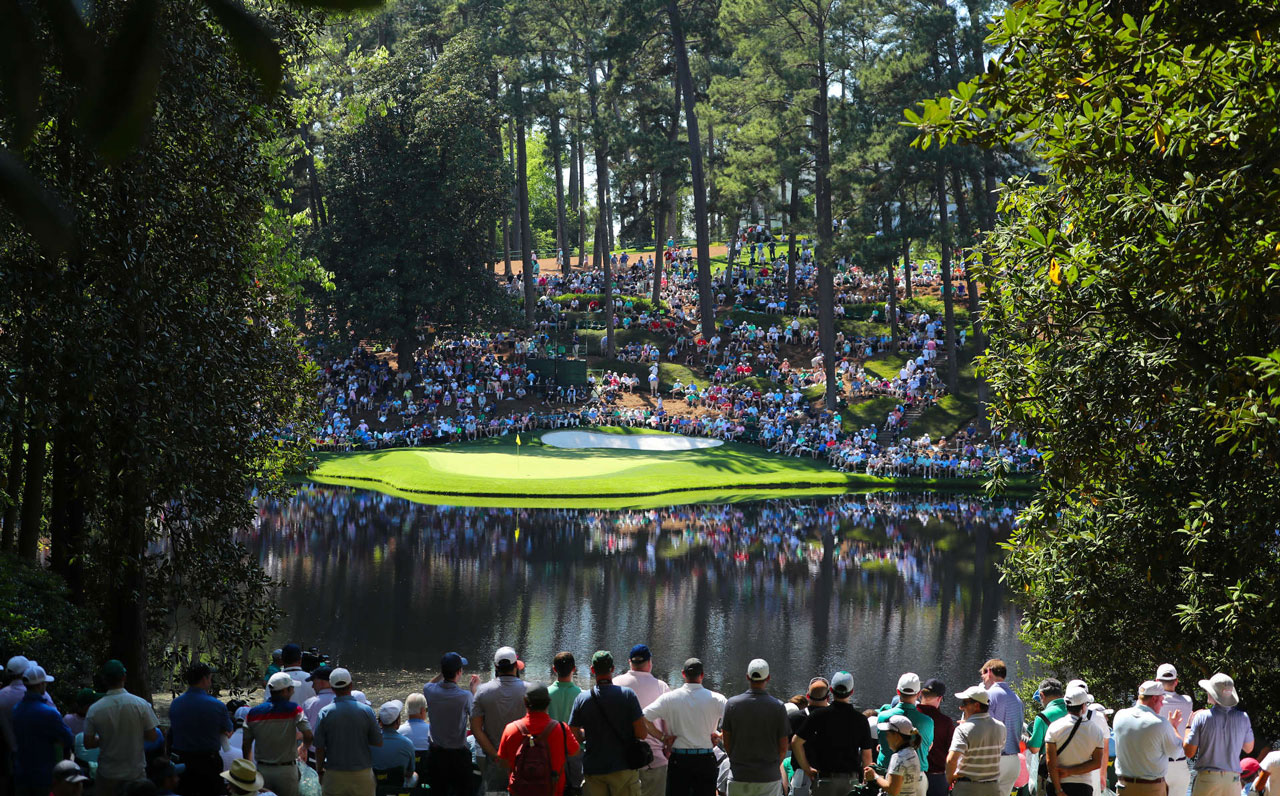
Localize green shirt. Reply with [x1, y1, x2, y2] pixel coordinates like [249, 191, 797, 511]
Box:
[1027, 698, 1068, 751]
[876, 702, 935, 772]
[548, 680, 582, 724]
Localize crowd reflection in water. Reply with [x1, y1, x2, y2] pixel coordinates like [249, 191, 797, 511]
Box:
[243, 486, 1026, 701]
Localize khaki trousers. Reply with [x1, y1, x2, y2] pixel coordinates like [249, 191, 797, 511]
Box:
[586, 769, 642, 796]
[260, 761, 302, 796]
[1190, 771, 1239, 796]
[639, 766, 669, 796]
[321, 768, 375, 796]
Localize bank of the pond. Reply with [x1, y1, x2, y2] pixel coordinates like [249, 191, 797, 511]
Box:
[306, 428, 1027, 508]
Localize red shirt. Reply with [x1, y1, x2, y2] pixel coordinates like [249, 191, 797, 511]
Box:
[497, 711, 580, 796]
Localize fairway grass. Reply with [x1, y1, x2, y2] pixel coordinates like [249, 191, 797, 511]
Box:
[307, 427, 1007, 508]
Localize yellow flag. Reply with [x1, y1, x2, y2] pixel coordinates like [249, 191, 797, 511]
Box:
[516, 434, 522, 446]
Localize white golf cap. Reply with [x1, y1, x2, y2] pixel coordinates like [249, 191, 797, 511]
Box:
[877, 714, 917, 735]
[378, 700, 404, 725]
[1139, 680, 1166, 697]
[955, 685, 989, 704]
[747, 659, 770, 681]
[22, 664, 54, 685]
[1067, 679, 1089, 692]
[1156, 664, 1178, 681]
[494, 646, 519, 666]
[329, 667, 353, 688]
[897, 672, 922, 695]
[1064, 685, 1092, 707]
[830, 671, 855, 696]
[5, 656, 30, 676]
[267, 671, 295, 692]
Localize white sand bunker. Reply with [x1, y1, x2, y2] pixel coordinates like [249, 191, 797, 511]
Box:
[542, 430, 724, 451]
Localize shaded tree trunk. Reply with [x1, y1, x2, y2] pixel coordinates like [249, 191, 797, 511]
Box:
[587, 56, 614, 357]
[883, 205, 899, 343]
[668, 0, 714, 343]
[567, 128, 579, 256]
[813, 14, 837, 410]
[902, 235, 913, 299]
[395, 338, 415, 373]
[577, 127, 588, 269]
[507, 121, 520, 277]
[516, 88, 536, 330]
[49, 431, 71, 575]
[2, 403, 24, 551]
[18, 424, 46, 560]
[652, 177, 664, 308]
[502, 209, 512, 277]
[950, 165, 979, 316]
[935, 168, 959, 394]
[542, 54, 570, 275]
[787, 177, 800, 311]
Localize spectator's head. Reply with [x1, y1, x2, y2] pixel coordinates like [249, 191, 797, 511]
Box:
[553, 652, 576, 681]
[185, 662, 214, 689]
[147, 757, 184, 793]
[590, 651, 614, 681]
[494, 646, 522, 677]
[747, 659, 770, 690]
[920, 678, 946, 708]
[682, 658, 705, 684]
[267, 672, 295, 700]
[896, 672, 922, 703]
[51, 760, 88, 796]
[281, 644, 303, 667]
[1038, 678, 1064, 706]
[628, 645, 652, 673]
[1241, 758, 1260, 784]
[4, 655, 30, 686]
[1064, 684, 1091, 716]
[830, 671, 855, 703]
[525, 683, 552, 714]
[440, 653, 467, 682]
[22, 664, 54, 695]
[955, 685, 990, 717]
[980, 659, 1006, 688]
[1138, 679, 1166, 710]
[306, 665, 333, 690]
[233, 705, 251, 729]
[101, 659, 127, 688]
[405, 692, 427, 720]
[329, 667, 353, 695]
[1156, 663, 1179, 691]
[807, 678, 831, 707]
[1198, 673, 1240, 708]
[73, 688, 97, 717]
[220, 760, 264, 796]
[271, 649, 283, 665]
[378, 700, 404, 730]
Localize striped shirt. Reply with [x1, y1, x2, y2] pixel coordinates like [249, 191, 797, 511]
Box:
[949, 714, 1006, 782]
[244, 698, 311, 764]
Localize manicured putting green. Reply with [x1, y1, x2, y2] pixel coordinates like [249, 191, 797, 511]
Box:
[307, 427, 997, 508]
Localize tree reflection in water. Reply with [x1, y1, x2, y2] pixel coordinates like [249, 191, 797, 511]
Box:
[244, 487, 1027, 706]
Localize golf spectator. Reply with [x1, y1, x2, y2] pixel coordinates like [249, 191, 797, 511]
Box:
[62, 689, 96, 737]
[1113, 681, 1184, 796]
[1186, 674, 1254, 796]
[866, 715, 923, 796]
[946, 686, 1004, 796]
[83, 659, 161, 796]
[397, 693, 430, 751]
[169, 662, 233, 796]
[568, 650, 646, 796]
[304, 667, 336, 733]
[792, 671, 875, 796]
[424, 652, 480, 796]
[548, 653, 585, 796]
[1255, 749, 1280, 796]
[147, 756, 184, 796]
[614, 646, 670, 796]
[497, 683, 580, 796]
[370, 701, 417, 787]
[277, 645, 316, 707]
[1045, 685, 1106, 796]
[243, 671, 313, 796]
[1027, 678, 1068, 756]
[473, 646, 530, 796]
[918, 680, 955, 796]
[1066, 680, 1111, 796]
[1157, 665, 1194, 796]
[980, 659, 1024, 796]
[50, 759, 89, 796]
[877, 673, 935, 788]
[721, 659, 790, 796]
[642, 657, 726, 796]
[220, 759, 270, 796]
[313, 668, 382, 796]
[13, 664, 73, 796]
[1, 655, 56, 753]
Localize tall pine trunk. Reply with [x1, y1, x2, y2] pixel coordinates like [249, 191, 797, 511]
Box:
[813, 15, 837, 410]
[787, 177, 800, 311]
[935, 168, 959, 394]
[542, 55, 570, 275]
[652, 177, 664, 308]
[507, 121, 520, 277]
[516, 87, 536, 330]
[2, 403, 24, 551]
[587, 57, 614, 357]
[18, 424, 46, 560]
[950, 165, 979, 317]
[667, 0, 714, 343]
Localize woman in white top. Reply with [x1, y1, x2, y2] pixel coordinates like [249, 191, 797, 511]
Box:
[867, 714, 924, 796]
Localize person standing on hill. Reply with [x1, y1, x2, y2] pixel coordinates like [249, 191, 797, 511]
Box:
[548, 653, 585, 796]
[946, 686, 1005, 796]
[498, 684, 580, 796]
[1045, 685, 1107, 796]
[792, 672, 876, 796]
[614, 646, 670, 796]
[243, 672, 313, 796]
[313, 668, 381, 796]
[1112, 681, 1184, 796]
[877, 673, 935, 796]
[423, 653, 480, 796]
[1156, 665, 1194, 796]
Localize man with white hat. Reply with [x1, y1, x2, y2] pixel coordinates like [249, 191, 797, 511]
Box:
[1065, 680, 1110, 796]
[313, 668, 382, 796]
[1113, 681, 1185, 796]
[722, 659, 790, 796]
[1155, 665, 1193, 796]
[946, 685, 1005, 796]
[1185, 673, 1254, 796]
[369, 701, 417, 788]
[0, 655, 56, 752]
[876, 673, 935, 795]
[14, 664, 74, 796]
[472, 646, 529, 796]
[244, 671, 313, 796]
[1044, 684, 1106, 796]
[642, 657, 727, 796]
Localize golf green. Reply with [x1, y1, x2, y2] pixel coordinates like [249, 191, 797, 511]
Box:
[307, 427, 997, 508]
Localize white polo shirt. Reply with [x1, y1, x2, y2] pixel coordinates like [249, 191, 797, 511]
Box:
[1159, 691, 1193, 744]
[642, 683, 727, 750]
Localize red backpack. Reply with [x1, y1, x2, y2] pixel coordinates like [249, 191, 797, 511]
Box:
[508, 720, 565, 796]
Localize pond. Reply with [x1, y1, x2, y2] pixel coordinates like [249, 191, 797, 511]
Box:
[245, 487, 1027, 707]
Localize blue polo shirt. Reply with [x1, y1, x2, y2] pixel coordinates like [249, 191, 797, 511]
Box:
[315, 695, 382, 771]
[1187, 705, 1254, 773]
[568, 684, 643, 776]
[370, 727, 416, 778]
[986, 682, 1025, 755]
[14, 691, 74, 789]
[169, 686, 232, 752]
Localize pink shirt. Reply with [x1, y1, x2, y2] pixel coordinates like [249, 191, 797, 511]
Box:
[613, 670, 671, 768]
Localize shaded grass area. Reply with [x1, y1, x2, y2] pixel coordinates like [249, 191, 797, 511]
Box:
[913, 350, 981, 439]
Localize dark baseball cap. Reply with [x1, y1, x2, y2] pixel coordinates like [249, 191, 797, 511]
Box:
[306, 666, 334, 683]
[441, 652, 468, 674]
[591, 650, 614, 671]
[101, 659, 127, 680]
[629, 645, 652, 663]
[682, 658, 704, 677]
[921, 678, 946, 696]
[526, 683, 552, 710]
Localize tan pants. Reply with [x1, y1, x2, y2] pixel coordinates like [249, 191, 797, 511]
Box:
[585, 769, 642, 796]
[1117, 779, 1167, 796]
[260, 762, 301, 796]
[639, 766, 668, 796]
[1191, 771, 1239, 796]
[321, 768, 375, 796]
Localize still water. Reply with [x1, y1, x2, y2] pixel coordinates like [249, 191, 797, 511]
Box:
[246, 487, 1027, 705]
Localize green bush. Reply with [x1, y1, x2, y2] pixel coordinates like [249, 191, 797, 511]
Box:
[0, 554, 103, 705]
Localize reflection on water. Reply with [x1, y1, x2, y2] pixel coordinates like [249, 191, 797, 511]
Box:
[246, 487, 1027, 705]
